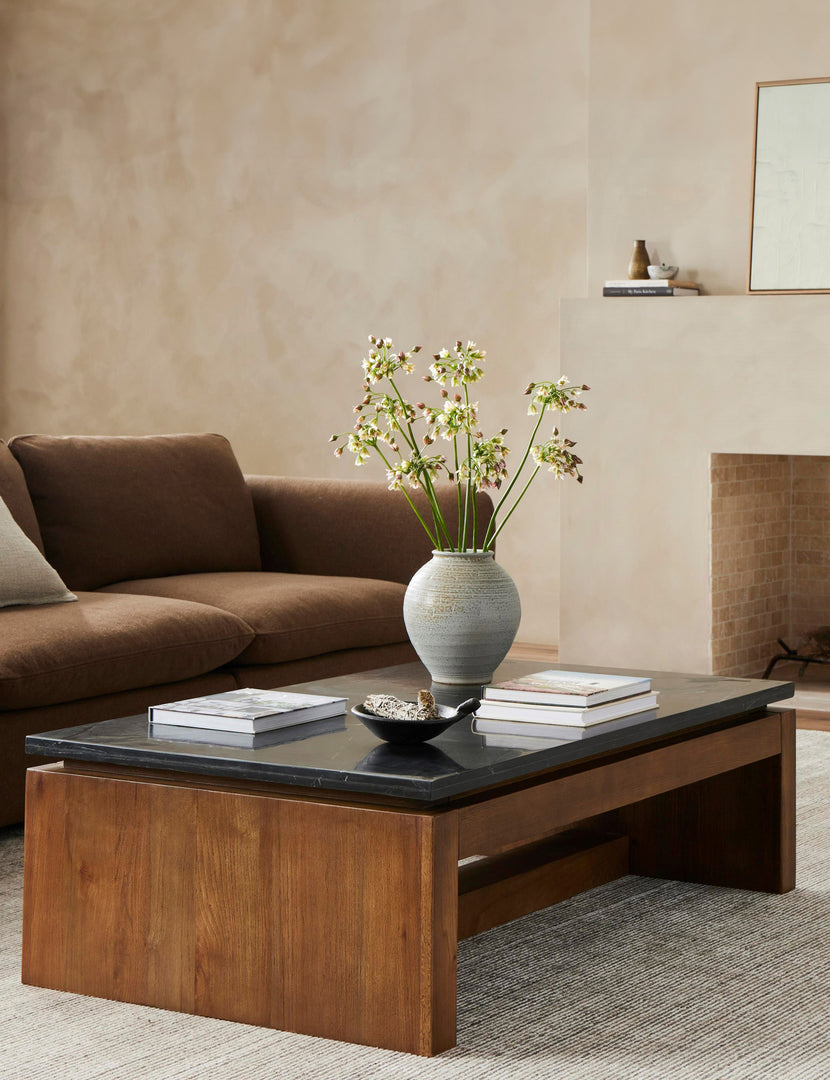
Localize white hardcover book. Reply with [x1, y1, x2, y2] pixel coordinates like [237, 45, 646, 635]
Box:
[149, 688, 347, 733]
[149, 714, 347, 748]
[483, 669, 652, 708]
[604, 279, 699, 290]
[482, 731, 569, 749]
[475, 708, 658, 744]
[476, 691, 658, 726]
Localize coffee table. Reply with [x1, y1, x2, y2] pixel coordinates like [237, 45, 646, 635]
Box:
[22, 661, 795, 1056]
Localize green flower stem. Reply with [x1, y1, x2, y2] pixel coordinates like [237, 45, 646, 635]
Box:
[388, 376, 455, 550]
[486, 466, 540, 549]
[385, 405, 418, 454]
[461, 399, 473, 549]
[373, 445, 440, 549]
[407, 453, 455, 550]
[464, 384, 477, 549]
[454, 434, 463, 549]
[385, 379, 451, 548]
[387, 378, 421, 452]
[461, 473, 470, 552]
[426, 473, 456, 550]
[482, 410, 546, 549]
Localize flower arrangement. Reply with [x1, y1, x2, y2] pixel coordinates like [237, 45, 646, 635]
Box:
[331, 336, 589, 552]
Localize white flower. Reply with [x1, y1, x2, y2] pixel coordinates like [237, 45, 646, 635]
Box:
[334, 334, 589, 550]
[426, 399, 478, 440]
[525, 379, 589, 416]
[459, 434, 510, 490]
[531, 432, 584, 482]
[361, 336, 420, 384]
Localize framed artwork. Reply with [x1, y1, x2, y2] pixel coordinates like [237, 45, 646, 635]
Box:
[749, 77, 830, 293]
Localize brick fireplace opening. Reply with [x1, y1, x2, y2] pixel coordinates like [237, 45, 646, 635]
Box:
[711, 453, 830, 679]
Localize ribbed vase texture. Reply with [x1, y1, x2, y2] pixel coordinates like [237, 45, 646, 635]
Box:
[403, 551, 521, 685]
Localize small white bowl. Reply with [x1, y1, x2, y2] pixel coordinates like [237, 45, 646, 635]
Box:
[648, 264, 678, 279]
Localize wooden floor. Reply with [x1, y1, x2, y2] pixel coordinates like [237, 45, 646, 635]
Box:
[506, 641, 561, 664]
[508, 642, 830, 732]
[796, 714, 830, 731]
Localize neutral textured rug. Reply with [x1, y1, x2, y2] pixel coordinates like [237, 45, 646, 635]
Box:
[3, 731, 830, 1080]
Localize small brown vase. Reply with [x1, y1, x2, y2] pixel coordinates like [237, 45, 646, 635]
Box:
[628, 240, 650, 280]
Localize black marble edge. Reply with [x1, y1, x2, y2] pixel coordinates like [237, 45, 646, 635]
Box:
[24, 735, 446, 800]
[24, 679, 795, 804]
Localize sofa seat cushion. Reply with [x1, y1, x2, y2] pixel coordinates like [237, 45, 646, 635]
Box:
[9, 433, 262, 590]
[0, 591, 255, 710]
[99, 572, 408, 665]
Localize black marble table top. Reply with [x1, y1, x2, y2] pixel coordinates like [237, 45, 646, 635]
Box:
[25, 661, 795, 803]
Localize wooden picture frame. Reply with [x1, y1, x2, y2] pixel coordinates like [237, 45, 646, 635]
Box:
[748, 77, 830, 294]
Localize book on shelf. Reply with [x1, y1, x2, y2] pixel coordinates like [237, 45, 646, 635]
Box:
[476, 690, 658, 726]
[603, 286, 699, 297]
[483, 669, 652, 708]
[477, 709, 658, 748]
[604, 279, 699, 290]
[149, 714, 347, 748]
[148, 687, 348, 733]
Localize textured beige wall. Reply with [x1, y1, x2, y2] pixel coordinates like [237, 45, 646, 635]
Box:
[0, 0, 589, 644]
[9, 1, 825, 649]
[588, 0, 830, 295]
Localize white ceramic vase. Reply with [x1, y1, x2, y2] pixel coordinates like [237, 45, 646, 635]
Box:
[403, 550, 521, 685]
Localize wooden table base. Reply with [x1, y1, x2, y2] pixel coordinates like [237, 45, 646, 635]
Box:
[21, 710, 795, 1056]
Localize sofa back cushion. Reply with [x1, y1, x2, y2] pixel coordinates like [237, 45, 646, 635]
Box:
[0, 440, 44, 552]
[10, 434, 262, 590]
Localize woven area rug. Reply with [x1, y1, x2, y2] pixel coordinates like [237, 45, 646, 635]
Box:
[3, 730, 830, 1080]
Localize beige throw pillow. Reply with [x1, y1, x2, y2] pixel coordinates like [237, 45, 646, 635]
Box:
[0, 495, 77, 608]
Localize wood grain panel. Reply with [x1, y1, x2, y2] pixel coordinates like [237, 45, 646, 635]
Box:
[139, 780, 198, 1012]
[22, 767, 67, 989]
[194, 791, 276, 1026]
[458, 832, 629, 939]
[613, 710, 795, 893]
[421, 810, 458, 1055]
[458, 713, 782, 858]
[272, 798, 457, 1054]
[779, 710, 797, 890]
[60, 759, 432, 810]
[22, 764, 459, 1055]
[23, 765, 198, 1009]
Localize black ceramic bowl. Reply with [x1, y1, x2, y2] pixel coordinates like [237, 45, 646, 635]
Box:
[352, 698, 480, 745]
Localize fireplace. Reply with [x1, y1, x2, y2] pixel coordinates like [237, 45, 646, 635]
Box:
[558, 295, 830, 683]
[711, 453, 830, 679]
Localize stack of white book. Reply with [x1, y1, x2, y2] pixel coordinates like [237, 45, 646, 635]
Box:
[149, 688, 348, 748]
[473, 670, 658, 748]
[602, 279, 700, 297]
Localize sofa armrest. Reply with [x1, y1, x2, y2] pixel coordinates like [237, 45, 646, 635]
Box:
[246, 476, 493, 584]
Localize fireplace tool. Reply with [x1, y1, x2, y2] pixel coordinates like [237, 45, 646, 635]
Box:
[763, 626, 830, 679]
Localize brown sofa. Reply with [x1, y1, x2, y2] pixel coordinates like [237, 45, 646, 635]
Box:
[0, 432, 491, 827]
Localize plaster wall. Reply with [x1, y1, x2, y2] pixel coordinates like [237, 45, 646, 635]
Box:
[588, 0, 830, 295]
[0, 0, 589, 645]
[4, 0, 830, 649]
[559, 297, 830, 674]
